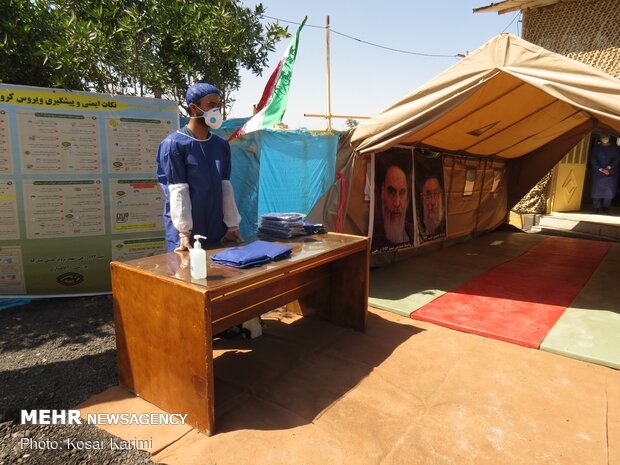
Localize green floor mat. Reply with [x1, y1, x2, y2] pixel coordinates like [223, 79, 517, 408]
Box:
[540, 308, 620, 369]
[541, 243, 620, 369]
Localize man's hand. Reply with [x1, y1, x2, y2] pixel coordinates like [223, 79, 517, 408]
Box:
[174, 235, 192, 251]
[222, 227, 243, 244]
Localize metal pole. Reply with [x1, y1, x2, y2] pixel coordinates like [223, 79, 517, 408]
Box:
[304, 113, 370, 120]
[326, 16, 332, 131]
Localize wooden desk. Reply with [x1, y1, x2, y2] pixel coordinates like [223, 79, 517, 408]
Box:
[111, 233, 369, 435]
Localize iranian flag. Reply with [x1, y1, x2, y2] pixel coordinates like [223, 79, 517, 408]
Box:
[229, 17, 307, 141]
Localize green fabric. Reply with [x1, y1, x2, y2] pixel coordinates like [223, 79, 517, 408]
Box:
[262, 17, 306, 127]
[541, 244, 620, 369]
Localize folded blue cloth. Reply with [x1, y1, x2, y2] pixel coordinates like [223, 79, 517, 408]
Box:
[258, 225, 306, 239]
[210, 240, 293, 268]
[261, 212, 304, 222]
[260, 218, 305, 229]
[303, 221, 326, 235]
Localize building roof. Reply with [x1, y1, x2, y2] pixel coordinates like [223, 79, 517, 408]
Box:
[473, 0, 579, 14]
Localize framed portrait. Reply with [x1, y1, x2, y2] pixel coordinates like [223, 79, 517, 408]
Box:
[414, 149, 446, 243]
[369, 148, 415, 253]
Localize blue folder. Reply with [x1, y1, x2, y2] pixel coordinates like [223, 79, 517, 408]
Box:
[210, 240, 293, 268]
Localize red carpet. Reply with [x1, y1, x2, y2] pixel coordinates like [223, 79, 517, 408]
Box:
[411, 236, 610, 348]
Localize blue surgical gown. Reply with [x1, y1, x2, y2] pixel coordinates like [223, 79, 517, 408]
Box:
[157, 127, 231, 250]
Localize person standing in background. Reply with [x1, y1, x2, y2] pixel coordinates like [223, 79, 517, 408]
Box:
[590, 133, 620, 213]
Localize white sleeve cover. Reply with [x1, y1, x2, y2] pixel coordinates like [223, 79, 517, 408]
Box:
[168, 183, 192, 237]
[222, 180, 241, 228]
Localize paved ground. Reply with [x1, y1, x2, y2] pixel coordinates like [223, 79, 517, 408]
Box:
[81, 307, 619, 465]
[2, 231, 619, 464]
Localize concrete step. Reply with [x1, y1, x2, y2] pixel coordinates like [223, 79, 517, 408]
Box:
[538, 213, 620, 241]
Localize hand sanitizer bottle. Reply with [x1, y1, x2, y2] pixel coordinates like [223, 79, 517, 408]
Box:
[190, 234, 207, 279]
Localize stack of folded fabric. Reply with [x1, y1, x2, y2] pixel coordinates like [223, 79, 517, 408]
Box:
[258, 212, 306, 239]
[210, 240, 293, 269]
[303, 221, 327, 235]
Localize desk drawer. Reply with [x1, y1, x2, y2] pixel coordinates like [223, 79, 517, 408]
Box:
[209, 264, 329, 334]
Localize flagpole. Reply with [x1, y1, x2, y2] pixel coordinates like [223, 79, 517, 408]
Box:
[326, 16, 332, 131]
[304, 18, 371, 128]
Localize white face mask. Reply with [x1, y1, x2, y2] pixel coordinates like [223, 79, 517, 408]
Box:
[199, 107, 222, 129]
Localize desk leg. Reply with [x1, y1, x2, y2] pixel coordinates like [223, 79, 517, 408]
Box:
[112, 264, 216, 435]
[296, 248, 368, 331]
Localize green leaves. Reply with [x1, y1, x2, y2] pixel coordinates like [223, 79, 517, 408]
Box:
[1, 0, 289, 111]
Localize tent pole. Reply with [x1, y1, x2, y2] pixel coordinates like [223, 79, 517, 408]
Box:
[304, 18, 369, 128]
[474, 158, 487, 236]
[326, 16, 332, 131]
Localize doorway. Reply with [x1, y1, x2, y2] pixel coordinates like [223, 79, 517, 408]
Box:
[551, 131, 620, 214]
[581, 132, 620, 212]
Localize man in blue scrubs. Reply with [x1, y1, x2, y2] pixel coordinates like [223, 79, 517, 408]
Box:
[157, 83, 243, 252]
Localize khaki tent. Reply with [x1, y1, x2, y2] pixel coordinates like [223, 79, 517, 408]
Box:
[308, 33, 620, 263]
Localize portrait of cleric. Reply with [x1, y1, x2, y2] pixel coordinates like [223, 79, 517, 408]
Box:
[371, 148, 415, 253]
[415, 150, 446, 243]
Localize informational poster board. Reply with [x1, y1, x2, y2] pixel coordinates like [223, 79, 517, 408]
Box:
[0, 84, 178, 296]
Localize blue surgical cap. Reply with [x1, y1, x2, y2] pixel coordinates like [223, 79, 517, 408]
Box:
[185, 83, 220, 106]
